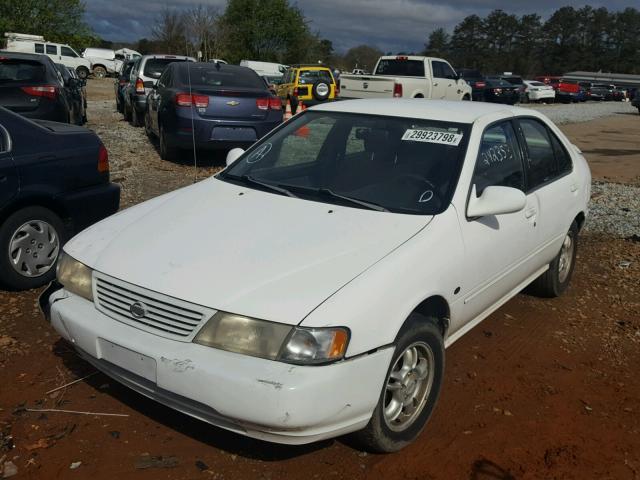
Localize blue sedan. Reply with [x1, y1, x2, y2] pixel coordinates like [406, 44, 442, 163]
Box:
[144, 63, 284, 161]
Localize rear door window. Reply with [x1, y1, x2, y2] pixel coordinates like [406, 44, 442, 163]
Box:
[143, 58, 188, 79]
[519, 119, 558, 189]
[0, 59, 46, 84]
[46, 45, 57, 55]
[375, 59, 425, 77]
[298, 70, 333, 85]
[35, 43, 44, 54]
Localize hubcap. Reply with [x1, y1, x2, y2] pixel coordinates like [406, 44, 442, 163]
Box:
[383, 341, 435, 431]
[8, 220, 59, 277]
[558, 233, 574, 283]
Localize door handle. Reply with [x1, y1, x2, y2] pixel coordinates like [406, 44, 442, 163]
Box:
[433, 82, 439, 86]
[525, 207, 537, 218]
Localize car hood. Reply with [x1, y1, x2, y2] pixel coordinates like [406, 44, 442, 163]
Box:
[66, 178, 432, 325]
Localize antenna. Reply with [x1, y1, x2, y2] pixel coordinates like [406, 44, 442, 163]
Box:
[186, 61, 198, 183]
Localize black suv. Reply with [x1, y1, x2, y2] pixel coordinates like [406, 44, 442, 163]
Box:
[0, 52, 73, 123]
[0, 107, 120, 290]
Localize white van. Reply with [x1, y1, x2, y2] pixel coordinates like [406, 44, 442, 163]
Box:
[4, 32, 92, 79]
[240, 60, 287, 77]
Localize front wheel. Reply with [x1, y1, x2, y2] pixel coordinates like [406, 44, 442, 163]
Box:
[93, 66, 107, 79]
[530, 221, 578, 297]
[353, 315, 444, 452]
[0, 207, 66, 290]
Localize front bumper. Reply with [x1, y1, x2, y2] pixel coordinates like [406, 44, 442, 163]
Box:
[41, 287, 393, 444]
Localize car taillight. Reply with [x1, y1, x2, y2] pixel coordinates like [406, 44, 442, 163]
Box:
[175, 93, 209, 108]
[268, 97, 281, 110]
[21, 85, 57, 100]
[335, 84, 340, 97]
[135, 78, 145, 94]
[98, 144, 109, 173]
[192, 94, 209, 108]
[393, 82, 403, 98]
[474, 81, 486, 88]
[256, 97, 269, 110]
[176, 93, 192, 107]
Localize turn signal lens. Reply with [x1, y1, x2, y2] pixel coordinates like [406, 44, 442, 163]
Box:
[279, 327, 350, 365]
[135, 78, 145, 94]
[97, 144, 109, 173]
[268, 97, 282, 110]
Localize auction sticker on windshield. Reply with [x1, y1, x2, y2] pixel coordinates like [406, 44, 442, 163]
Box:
[402, 129, 463, 146]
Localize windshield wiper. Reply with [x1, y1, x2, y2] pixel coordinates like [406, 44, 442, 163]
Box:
[283, 184, 388, 212]
[225, 174, 297, 198]
[317, 188, 389, 212]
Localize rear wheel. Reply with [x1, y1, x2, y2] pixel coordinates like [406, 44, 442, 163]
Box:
[353, 314, 444, 452]
[144, 110, 155, 138]
[159, 125, 178, 161]
[131, 105, 143, 127]
[93, 66, 107, 79]
[76, 67, 89, 80]
[530, 221, 578, 297]
[124, 99, 132, 121]
[0, 207, 66, 290]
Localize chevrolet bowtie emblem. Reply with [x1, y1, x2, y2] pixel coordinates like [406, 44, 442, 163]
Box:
[226, 101, 240, 106]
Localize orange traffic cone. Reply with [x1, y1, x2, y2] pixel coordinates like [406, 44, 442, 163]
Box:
[298, 100, 306, 113]
[284, 100, 292, 121]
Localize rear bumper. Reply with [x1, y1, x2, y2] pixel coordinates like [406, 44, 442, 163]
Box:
[56, 182, 120, 234]
[40, 288, 393, 445]
[167, 116, 283, 150]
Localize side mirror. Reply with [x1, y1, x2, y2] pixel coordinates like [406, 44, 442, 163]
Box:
[467, 185, 526, 218]
[226, 147, 245, 166]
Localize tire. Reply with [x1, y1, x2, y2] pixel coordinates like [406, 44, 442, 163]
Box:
[116, 95, 123, 114]
[76, 67, 89, 80]
[353, 314, 444, 453]
[131, 105, 143, 127]
[462, 94, 471, 101]
[159, 125, 178, 161]
[93, 66, 107, 79]
[124, 99, 132, 122]
[311, 80, 330, 101]
[530, 221, 578, 298]
[0, 207, 66, 290]
[144, 110, 155, 139]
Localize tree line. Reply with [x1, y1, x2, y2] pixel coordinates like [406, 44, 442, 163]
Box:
[424, 6, 640, 76]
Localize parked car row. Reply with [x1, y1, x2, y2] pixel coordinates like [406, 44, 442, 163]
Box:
[115, 55, 285, 160]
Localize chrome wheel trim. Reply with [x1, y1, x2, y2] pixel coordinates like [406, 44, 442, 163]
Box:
[383, 341, 435, 432]
[316, 83, 329, 96]
[8, 220, 59, 277]
[558, 233, 574, 283]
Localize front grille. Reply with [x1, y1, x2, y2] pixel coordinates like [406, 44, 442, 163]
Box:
[94, 273, 214, 341]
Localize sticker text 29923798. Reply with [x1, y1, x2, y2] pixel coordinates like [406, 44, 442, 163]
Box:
[402, 129, 463, 146]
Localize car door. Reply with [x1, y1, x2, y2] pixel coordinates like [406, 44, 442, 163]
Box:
[516, 118, 579, 264]
[439, 61, 460, 100]
[430, 60, 450, 99]
[0, 123, 18, 210]
[149, 67, 171, 133]
[60, 46, 81, 70]
[456, 120, 540, 324]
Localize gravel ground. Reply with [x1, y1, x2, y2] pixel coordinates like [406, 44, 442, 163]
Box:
[586, 181, 640, 238]
[522, 100, 636, 125]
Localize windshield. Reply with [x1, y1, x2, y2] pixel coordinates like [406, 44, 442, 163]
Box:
[220, 111, 470, 215]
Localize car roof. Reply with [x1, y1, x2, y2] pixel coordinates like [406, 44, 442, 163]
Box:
[140, 54, 195, 61]
[311, 99, 537, 124]
[0, 50, 48, 62]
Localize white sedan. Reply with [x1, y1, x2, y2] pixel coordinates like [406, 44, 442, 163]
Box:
[524, 80, 556, 103]
[42, 99, 590, 452]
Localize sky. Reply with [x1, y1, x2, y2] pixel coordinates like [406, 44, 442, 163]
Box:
[84, 0, 639, 53]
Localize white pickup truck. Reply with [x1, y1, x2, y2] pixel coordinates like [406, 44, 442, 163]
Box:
[340, 55, 472, 101]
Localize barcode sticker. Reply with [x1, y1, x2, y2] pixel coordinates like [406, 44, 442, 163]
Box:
[402, 129, 463, 146]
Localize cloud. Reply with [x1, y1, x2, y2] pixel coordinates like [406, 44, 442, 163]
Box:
[84, 0, 640, 52]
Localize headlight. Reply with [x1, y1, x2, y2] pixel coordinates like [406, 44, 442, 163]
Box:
[193, 312, 350, 364]
[56, 251, 94, 302]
